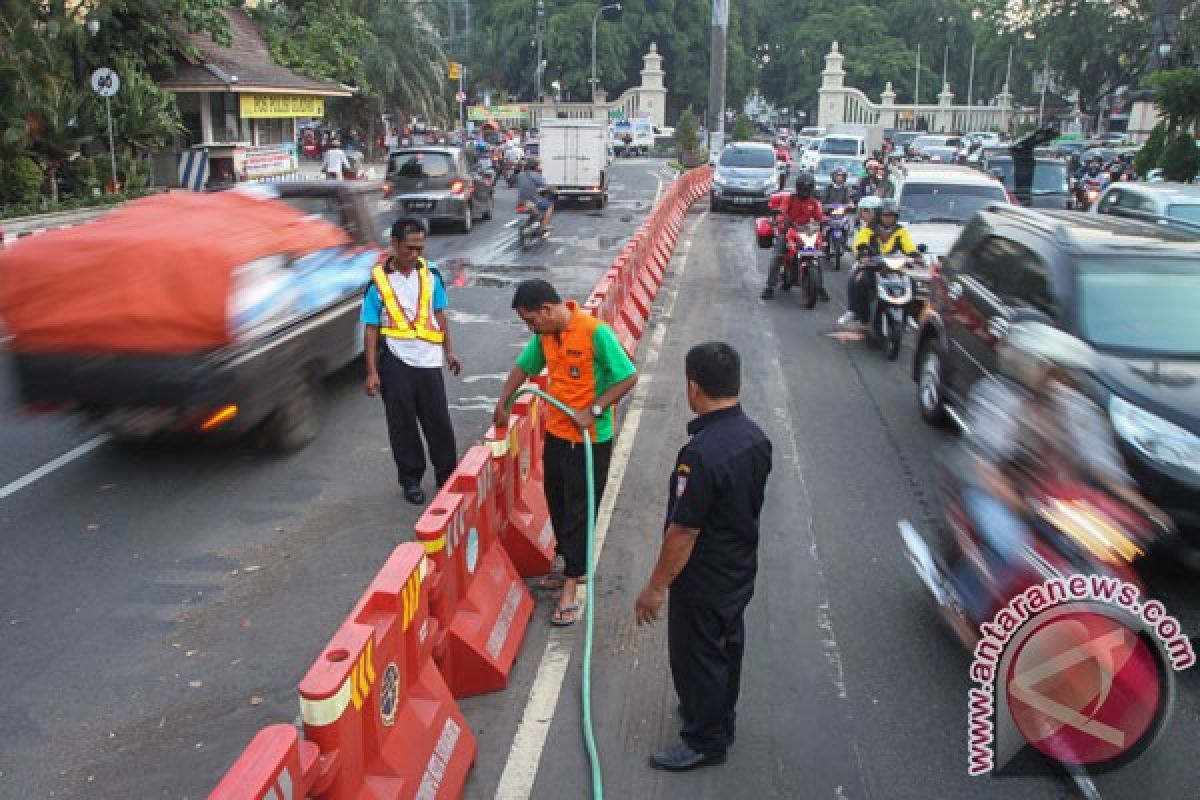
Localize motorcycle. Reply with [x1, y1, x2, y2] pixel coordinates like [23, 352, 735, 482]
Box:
[899, 454, 1167, 650]
[857, 253, 915, 359]
[822, 204, 854, 270]
[1073, 175, 1103, 210]
[516, 191, 553, 249]
[502, 158, 522, 188]
[776, 159, 790, 190]
[781, 223, 824, 308]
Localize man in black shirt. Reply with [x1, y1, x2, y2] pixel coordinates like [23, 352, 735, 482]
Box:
[635, 342, 773, 771]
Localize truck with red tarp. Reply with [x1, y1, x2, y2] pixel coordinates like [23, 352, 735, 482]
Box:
[0, 182, 389, 449]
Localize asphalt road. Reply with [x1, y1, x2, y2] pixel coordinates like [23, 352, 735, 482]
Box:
[459, 202, 1200, 799]
[0, 159, 672, 799]
[3, 163, 1198, 800]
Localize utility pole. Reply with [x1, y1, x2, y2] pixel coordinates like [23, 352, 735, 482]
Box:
[966, 41, 976, 125]
[535, 0, 545, 101]
[590, 3, 621, 101]
[1038, 53, 1048, 128]
[914, 43, 921, 106]
[708, 0, 729, 153]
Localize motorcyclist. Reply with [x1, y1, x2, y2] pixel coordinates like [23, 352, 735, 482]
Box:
[839, 199, 918, 326]
[515, 157, 554, 229]
[821, 168, 856, 206]
[761, 172, 827, 301]
[934, 322, 1173, 623]
[856, 195, 881, 231]
[856, 159, 885, 199]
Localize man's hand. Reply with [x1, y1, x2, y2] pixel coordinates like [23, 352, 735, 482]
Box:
[446, 350, 463, 376]
[492, 402, 511, 431]
[635, 583, 666, 626]
[364, 371, 382, 397]
[572, 407, 596, 431]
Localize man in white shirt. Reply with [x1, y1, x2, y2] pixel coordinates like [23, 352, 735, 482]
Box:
[320, 138, 351, 180]
[361, 218, 463, 504]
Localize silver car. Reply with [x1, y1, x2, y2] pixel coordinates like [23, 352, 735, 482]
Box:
[385, 146, 494, 233]
[710, 143, 780, 212]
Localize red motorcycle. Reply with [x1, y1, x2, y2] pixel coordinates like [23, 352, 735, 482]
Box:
[755, 193, 825, 309]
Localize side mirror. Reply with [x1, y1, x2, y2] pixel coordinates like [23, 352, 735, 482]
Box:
[917, 243, 928, 254]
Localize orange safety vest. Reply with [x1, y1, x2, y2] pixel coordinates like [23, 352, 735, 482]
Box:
[541, 302, 603, 442]
[371, 258, 446, 344]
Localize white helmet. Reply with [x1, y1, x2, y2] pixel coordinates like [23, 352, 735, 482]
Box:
[859, 196, 883, 211]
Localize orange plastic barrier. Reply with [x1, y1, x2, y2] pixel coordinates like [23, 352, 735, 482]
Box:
[297, 543, 476, 799]
[486, 395, 556, 578]
[415, 446, 534, 698]
[210, 724, 319, 800]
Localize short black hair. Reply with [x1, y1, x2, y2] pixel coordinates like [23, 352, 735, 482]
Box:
[686, 341, 740, 399]
[391, 217, 428, 241]
[511, 279, 561, 311]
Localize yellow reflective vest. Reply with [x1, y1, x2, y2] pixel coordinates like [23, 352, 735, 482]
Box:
[371, 258, 446, 344]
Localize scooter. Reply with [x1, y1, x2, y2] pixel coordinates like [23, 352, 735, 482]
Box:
[899, 455, 1167, 650]
[781, 223, 824, 309]
[822, 204, 854, 270]
[856, 253, 915, 360]
[516, 192, 553, 249]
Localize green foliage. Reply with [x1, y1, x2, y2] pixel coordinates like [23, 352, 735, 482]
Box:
[1, 188, 153, 221]
[61, 156, 99, 197]
[1146, 68, 1200, 133]
[1159, 132, 1200, 183]
[1, 155, 46, 204]
[731, 114, 754, 142]
[674, 107, 699, 155]
[1135, 123, 1168, 176]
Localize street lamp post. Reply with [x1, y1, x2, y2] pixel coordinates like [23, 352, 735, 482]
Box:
[590, 3, 621, 101]
[535, 0, 545, 101]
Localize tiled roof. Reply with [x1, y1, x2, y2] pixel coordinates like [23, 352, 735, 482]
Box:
[160, 8, 351, 96]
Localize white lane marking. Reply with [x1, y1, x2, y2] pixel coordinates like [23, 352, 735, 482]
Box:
[650, 168, 665, 206]
[0, 433, 111, 500]
[494, 216, 701, 800]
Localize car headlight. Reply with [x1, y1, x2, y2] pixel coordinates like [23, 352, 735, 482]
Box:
[1110, 394, 1200, 476]
[763, 176, 778, 188]
[712, 175, 728, 188]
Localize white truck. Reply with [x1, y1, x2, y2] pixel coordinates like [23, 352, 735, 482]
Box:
[539, 119, 611, 207]
[824, 123, 885, 159]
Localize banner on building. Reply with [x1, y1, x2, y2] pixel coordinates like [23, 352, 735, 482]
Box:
[467, 104, 529, 122]
[240, 94, 326, 119]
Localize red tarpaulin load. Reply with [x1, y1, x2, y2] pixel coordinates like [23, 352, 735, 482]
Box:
[0, 190, 350, 354]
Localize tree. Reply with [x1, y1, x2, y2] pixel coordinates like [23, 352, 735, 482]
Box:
[1159, 132, 1200, 182]
[731, 114, 754, 142]
[675, 107, 699, 156]
[1146, 67, 1200, 133]
[1135, 123, 1168, 176]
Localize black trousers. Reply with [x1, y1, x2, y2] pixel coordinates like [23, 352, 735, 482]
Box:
[542, 433, 613, 578]
[377, 347, 457, 488]
[668, 594, 748, 757]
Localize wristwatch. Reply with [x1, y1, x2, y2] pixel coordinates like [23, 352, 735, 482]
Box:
[590, 403, 605, 418]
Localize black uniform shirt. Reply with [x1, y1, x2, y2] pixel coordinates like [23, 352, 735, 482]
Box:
[665, 404, 773, 608]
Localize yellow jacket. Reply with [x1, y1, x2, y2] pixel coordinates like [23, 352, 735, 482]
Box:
[852, 224, 918, 256]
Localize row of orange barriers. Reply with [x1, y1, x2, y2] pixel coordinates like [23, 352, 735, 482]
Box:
[210, 165, 713, 799]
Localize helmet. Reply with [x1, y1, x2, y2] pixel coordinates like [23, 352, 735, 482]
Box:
[878, 199, 900, 217]
[525, 157, 540, 170]
[832, 167, 847, 180]
[795, 171, 815, 197]
[858, 196, 882, 211]
[997, 322, 1095, 391]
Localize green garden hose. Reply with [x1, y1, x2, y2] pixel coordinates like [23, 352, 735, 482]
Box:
[508, 386, 604, 799]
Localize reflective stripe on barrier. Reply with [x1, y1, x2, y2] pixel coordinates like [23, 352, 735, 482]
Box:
[298, 543, 476, 799]
[415, 447, 534, 698]
[210, 724, 319, 800]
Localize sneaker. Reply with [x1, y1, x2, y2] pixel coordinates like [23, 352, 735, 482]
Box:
[760, 287, 774, 300]
[837, 311, 857, 326]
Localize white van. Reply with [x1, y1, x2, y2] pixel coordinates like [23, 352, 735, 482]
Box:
[540, 119, 610, 206]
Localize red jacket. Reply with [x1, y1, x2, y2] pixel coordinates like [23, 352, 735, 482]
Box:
[780, 194, 824, 226]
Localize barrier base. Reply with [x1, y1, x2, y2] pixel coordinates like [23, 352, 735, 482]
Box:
[440, 544, 534, 698]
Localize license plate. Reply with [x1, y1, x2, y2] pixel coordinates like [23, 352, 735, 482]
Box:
[732, 197, 754, 204]
[407, 200, 434, 211]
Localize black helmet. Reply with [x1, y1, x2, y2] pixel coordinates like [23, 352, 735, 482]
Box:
[795, 172, 815, 197]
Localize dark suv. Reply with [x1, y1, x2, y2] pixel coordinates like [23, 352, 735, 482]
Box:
[913, 205, 1200, 535]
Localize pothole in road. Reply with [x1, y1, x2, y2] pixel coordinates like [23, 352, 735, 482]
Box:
[439, 258, 548, 288]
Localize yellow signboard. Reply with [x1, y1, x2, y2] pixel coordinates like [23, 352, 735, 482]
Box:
[240, 94, 326, 119]
[468, 104, 529, 122]
[448, 62, 461, 80]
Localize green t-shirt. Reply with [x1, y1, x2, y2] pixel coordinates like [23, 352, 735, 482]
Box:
[516, 318, 636, 443]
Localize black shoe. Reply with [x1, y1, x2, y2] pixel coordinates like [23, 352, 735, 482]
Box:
[760, 287, 774, 300]
[818, 288, 830, 301]
[648, 742, 726, 771]
[402, 484, 426, 505]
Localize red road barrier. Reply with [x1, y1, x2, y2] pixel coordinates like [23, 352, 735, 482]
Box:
[210, 725, 319, 800]
[415, 446, 534, 698]
[297, 543, 476, 799]
[486, 397, 555, 578]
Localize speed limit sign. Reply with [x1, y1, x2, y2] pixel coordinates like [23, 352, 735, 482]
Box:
[90, 67, 120, 97]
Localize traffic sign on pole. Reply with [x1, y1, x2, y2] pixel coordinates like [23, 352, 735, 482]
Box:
[455, 90, 467, 104]
[448, 62, 461, 80]
[90, 67, 120, 191]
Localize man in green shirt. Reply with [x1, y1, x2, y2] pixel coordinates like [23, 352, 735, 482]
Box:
[494, 279, 638, 625]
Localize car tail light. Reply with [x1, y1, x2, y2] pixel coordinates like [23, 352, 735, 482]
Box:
[200, 404, 239, 432]
[450, 180, 465, 194]
[382, 181, 392, 198]
[516, 203, 527, 213]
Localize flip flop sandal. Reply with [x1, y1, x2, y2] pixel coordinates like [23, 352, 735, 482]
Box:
[551, 604, 579, 627]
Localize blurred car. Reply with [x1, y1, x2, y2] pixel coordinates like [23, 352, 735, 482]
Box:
[1094, 182, 1200, 227]
[385, 146, 494, 233]
[893, 163, 1010, 262]
[891, 130, 922, 154]
[913, 204, 1200, 535]
[813, 155, 865, 192]
[910, 134, 964, 158]
[710, 142, 780, 212]
[981, 153, 1071, 209]
[799, 137, 823, 171]
[920, 145, 960, 164]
